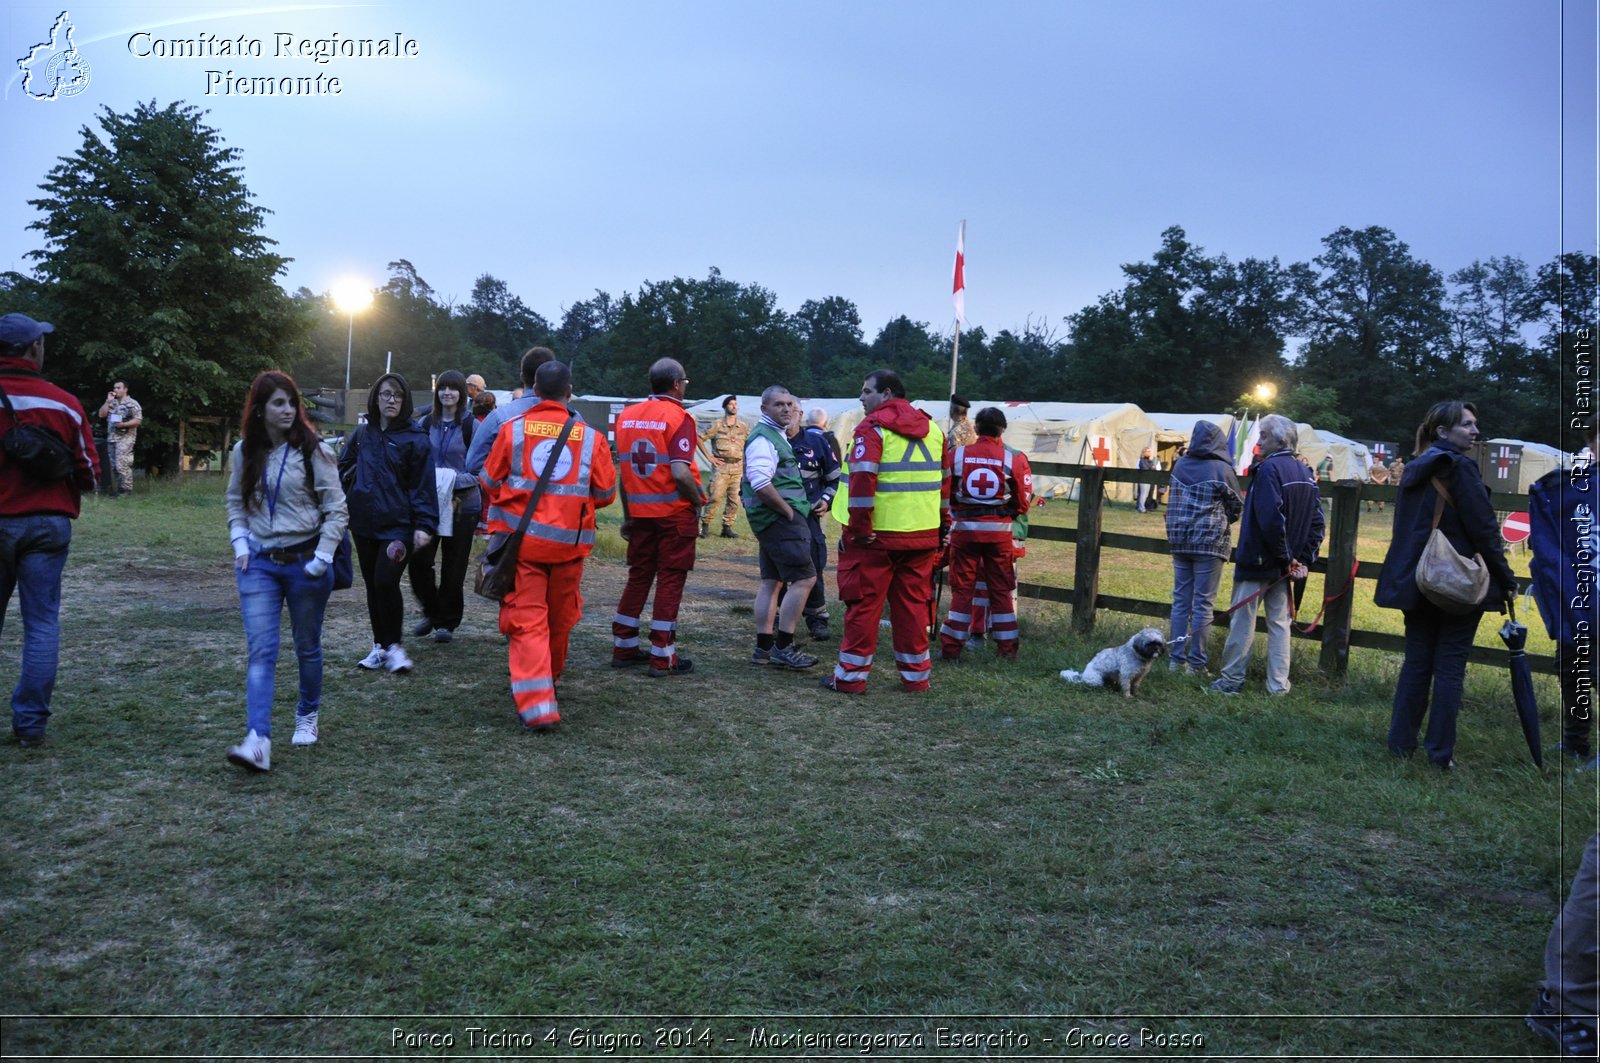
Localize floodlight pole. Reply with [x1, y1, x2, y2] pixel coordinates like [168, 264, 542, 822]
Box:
[343, 311, 355, 392]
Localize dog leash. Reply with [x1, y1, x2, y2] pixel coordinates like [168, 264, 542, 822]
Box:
[1293, 558, 1360, 635]
[1219, 558, 1360, 635]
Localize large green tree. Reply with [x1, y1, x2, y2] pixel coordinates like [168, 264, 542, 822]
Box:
[1292, 226, 1451, 441]
[457, 274, 553, 383]
[1524, 252, 1598, 451]
[794, 295, 868, 394]
[556, 290, 622, 393]
[605, 268, 804, 398]
[25, 100, 307, 468]
[1065, 226, 1292, 412]
[1446, 256, 1547, 443]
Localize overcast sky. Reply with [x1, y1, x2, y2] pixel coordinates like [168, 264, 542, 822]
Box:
[4, 0, 1596, 343]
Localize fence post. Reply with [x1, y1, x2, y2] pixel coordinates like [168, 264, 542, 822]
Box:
[1072, 465, 1106, 635]
[1318, 480, 1362, 679]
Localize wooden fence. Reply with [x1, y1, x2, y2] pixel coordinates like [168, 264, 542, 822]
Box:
[1018, 463, 1554, 678]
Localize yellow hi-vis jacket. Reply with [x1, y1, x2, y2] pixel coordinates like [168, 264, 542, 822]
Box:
[832, 421, 945, 533]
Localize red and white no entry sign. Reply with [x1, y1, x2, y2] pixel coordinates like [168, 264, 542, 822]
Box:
[1502, 511, 1531, 544]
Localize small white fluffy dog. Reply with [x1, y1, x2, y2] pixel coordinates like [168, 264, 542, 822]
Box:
[1059, 627, 1168, 698]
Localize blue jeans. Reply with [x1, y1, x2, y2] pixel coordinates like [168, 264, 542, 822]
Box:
[237, 551, 333, 737]
[0, 515, 72, 738]
[1388, 603, 1480, 765]
[1170, 553, 1223, 671]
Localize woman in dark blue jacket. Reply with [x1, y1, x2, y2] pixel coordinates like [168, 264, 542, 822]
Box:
[338, 373, 438, 674]
[1375, 400, 1517, 768]
[408, 370, 480, 644]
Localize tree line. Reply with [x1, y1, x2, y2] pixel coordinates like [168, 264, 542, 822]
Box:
[3, 101, 1591, 470]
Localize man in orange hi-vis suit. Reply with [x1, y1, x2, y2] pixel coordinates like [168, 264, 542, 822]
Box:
[611, 358, 705, 677]
[483, 360, 615, 731]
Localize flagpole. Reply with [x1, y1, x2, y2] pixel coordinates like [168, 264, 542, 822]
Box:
[949, 219, 965, 400]
[949, 325, 961, 399]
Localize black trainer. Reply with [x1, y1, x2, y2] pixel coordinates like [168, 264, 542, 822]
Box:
[1526, 990, 1599, 1056]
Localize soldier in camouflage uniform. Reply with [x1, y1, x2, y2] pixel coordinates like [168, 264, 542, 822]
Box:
[97, 380, 143, 495]
[947, 394, 977, 449]
[697, 395, 749, 538]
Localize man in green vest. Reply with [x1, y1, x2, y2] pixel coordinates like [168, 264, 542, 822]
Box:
[742, 386, 820, 671]
[822, 369, 948, 694]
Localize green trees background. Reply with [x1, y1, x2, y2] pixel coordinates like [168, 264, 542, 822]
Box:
[5, 100, 1591, 475]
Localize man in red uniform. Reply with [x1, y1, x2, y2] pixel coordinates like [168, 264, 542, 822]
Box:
[939, 406, 1032, 660]
[484, 360, 615, 731]
[0, 313, 99, 747]
[822, 370, 948, 695]
[611, 358, 705, 677]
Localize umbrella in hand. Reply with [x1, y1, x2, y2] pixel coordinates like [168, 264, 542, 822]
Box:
[1498, 600, 1542, 768]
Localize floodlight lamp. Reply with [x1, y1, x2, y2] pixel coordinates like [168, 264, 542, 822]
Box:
[332, 283, 373, 315]
[1254, 382, 1277, 402]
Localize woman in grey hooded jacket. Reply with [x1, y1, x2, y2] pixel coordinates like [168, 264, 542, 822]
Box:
[1163, 421, 1243, 674]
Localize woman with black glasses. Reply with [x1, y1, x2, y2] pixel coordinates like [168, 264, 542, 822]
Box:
[338, 373, 437, 673]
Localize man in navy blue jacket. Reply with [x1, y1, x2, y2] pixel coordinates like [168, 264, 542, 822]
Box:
[1530, 420, 1598, 767]
[1210, 415, 1324, 695]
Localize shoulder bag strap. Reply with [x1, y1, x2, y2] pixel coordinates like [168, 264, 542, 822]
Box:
[1429, 475, 1455, 530]
[508, 415, 578, 539]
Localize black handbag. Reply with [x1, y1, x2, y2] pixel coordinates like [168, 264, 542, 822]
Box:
[0, 381, 76, 483]
[302, 447, 355, 590]
[474, 414, 577, 602]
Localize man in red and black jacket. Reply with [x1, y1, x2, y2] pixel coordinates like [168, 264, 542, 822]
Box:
[0, 313, 99, 748]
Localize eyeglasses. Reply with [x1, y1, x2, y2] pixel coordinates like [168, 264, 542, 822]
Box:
[377, 390, 404, 401]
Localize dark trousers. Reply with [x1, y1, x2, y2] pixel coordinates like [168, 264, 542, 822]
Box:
[408, 530, 474, 631]
[803, 515, 828, 619]
[1387, 602, 1480, 765]
[354, 534, 408, 647]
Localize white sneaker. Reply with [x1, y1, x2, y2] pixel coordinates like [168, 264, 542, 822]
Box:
[384, 643, 413, 673]
[357, 644, 386, 670]
[291, 712, 319, 746]
[226, 729, 271, 772]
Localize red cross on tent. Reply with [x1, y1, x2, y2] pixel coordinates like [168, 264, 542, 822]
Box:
[1372, 442, 1390, 462]
[1090, 436, 1112, 467]
[1496, 445, 1513, 479]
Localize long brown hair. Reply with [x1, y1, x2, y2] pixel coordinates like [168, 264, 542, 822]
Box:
[239, 371, 321, 514]
[1413, 400, 1477, 457]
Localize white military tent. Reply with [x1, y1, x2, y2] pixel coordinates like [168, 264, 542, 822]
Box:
[1485, 438, 1572, 493]
[1294, 424, 1371, 482]
[832, 399, 1162, 503]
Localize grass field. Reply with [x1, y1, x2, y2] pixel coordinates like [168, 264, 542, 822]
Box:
[0, 476, 1594, 1060]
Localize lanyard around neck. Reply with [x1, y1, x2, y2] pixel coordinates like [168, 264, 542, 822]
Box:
[262, 445, 291, 520]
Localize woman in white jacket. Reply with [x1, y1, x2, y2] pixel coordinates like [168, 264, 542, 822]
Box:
[224, 371, 348, 772]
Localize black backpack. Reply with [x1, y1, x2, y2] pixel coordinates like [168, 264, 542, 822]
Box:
[0, 380, 75, 482]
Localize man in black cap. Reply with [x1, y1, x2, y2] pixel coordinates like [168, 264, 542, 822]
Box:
[947, 394, 976, 449]
[0, 313, 99, 748]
